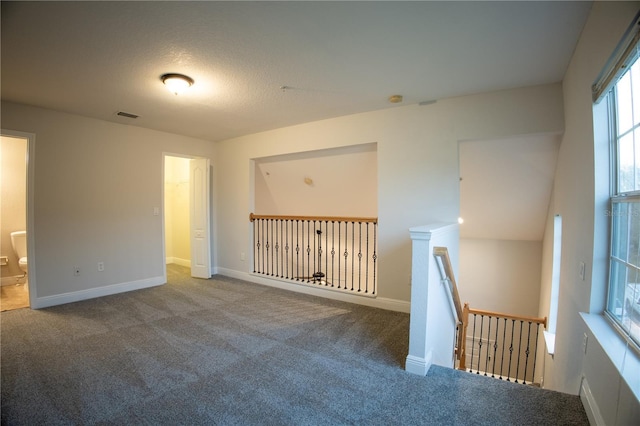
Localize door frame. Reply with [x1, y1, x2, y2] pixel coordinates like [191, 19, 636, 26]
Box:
[1, 129, 36, 308]
[162, 152, 212, 280]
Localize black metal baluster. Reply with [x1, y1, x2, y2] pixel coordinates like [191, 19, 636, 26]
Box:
[313, 220, 317, 282]
[260, 219, 264, 274]
[478, 315, 485, 375]
[285, 220, 290, 279]
[491, 317, 499, 378]
[306, 220, 315, 282]
[507, 319, 515, 381]
[338, 222, 342, 289]
[331, 221, 335, 288]
[485, 316, 492, 377]
[268, 219, 273, 275]
[325, 221, 329, 286]
[470, 314, 478, 373]
[278, 219, 283, 277]
[295, 220, 300, 281]
[523, 321, 533, 385]
[351, 221, 355, 291]
[365, 222, 370, 293]
[532, 323, 541, 385]
[357, 222, 362, 292]
[372, 222, 377, 295]
[515, 320, 524, 383]
[253, 219, 257, 273]
[344, 222, 349, 289]
[500, 318, 507, 379]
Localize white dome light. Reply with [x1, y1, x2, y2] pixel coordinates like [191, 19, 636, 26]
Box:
[161, 73, 194, 95]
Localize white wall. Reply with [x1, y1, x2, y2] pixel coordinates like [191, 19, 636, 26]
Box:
[216, 83, 563, 306]
[0, 101, 216, 307]
[255, 144, 377, 217]
[548, 1, 640, 421]
[459, 239, 542, 317]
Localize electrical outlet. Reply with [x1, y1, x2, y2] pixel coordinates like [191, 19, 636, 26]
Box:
[579, 262, 586, 281]
[582, 333, 588, 354]
[74, 266, 81, 276]
[97, 262, 104, 272]
[240, 252, 245, 261]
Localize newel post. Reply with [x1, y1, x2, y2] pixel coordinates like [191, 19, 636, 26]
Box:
[405, 222, 459, 376]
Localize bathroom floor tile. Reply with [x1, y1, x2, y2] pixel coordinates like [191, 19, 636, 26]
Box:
[0, 283, 29, 311]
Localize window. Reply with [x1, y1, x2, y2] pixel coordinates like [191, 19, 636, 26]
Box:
[598, 27, 640, 348]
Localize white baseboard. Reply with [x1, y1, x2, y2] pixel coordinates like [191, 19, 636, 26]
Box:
[166, 257, 191, 267]
[580, 376, 605, 426]
[32, 276, 165, 309]
[405, 352, 433, 376]
[215, 268, 410, 313]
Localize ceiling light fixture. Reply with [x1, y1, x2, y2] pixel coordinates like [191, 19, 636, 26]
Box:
[388, 94, 403, 104]
[161, 73, 194, 95]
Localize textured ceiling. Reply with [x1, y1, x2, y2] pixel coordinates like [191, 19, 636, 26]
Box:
[1, 1, 592, 143]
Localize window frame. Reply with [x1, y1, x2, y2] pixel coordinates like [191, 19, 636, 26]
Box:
[602, 53, 640, 351]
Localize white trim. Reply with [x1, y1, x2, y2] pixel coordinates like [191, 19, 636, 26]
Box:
[405, 352, 433, 376]
[581, 313, 640, 401]
[580, 376, 606, 426]
[216, 267, 410, 313]
[1, 129, 36, 309]
[31, 276, 165, 309]
[166, 257, 191, 267]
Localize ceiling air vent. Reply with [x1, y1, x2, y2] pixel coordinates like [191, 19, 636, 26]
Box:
[116, 111, 139, 119]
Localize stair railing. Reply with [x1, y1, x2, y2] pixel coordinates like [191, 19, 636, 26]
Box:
[431, 246, 547, 385]
[249, 213, 378, 295]
[433, 247, 464, 362]
[459, 304, 547, 385]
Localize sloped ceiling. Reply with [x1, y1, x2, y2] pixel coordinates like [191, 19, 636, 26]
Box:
[1, 1, 591, 142]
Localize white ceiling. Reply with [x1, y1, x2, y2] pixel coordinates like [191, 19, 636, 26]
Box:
[1, 1, 592, 143]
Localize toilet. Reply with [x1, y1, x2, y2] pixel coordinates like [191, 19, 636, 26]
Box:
[10, 231, 28, 275]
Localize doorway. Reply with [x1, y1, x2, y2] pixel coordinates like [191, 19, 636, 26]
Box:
[163, 154, 211, 279]
[0, 131, 34, 311]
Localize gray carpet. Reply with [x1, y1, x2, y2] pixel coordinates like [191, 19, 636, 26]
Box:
[1, 265, 588, 425]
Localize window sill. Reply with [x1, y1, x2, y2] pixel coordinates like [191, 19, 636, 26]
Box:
[580, 312, 640, 401]
[543, 330, 555, 356]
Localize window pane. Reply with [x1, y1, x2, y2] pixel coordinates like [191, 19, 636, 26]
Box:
[617, 72, 634, 135]
[611, 201, 630, 261]
[631, 201, 640, 268]
[608, 259, 628, 320]
[636, 127, 640, 191]
[620, 131, 635, 192]
[607, 259, 640, 347]
[623, 267, 640, 346]
[632, 59, 640, 127]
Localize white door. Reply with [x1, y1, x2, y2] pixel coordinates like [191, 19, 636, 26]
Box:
[190, 158, 211, 278]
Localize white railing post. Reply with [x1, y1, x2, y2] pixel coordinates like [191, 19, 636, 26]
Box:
[405, 222, 459, 376]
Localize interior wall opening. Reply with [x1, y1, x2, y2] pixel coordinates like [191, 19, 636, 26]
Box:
[0, 134, 29, 311]
[250, 143, 378, 290]
[164, 155, 191, 271]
